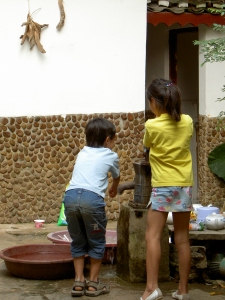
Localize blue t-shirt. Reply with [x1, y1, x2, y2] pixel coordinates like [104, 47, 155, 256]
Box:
[66, 146, 120, 198]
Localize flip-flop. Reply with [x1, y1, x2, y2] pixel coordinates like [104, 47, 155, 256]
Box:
[85, 280, 110, 297]
[71, 281, 86, 297]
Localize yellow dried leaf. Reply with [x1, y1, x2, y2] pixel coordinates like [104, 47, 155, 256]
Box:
[210, 291, 223, 295]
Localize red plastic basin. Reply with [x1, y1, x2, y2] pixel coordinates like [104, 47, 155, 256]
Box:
[0, 244, 74, 279]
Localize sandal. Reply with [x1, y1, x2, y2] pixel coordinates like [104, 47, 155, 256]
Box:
[85, 280, 110, 297]
[71, 281, 86, 297]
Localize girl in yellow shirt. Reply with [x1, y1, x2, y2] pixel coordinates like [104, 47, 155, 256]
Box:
[141, 79, 193, 300]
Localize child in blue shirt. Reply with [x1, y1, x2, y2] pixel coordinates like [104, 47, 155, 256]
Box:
[64, 117, 120, 297]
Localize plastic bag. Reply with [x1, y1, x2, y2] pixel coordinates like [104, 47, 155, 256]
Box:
[57, 202, 68, 226]
[57, 183, 69, 226]
[189, 222, 204, 231]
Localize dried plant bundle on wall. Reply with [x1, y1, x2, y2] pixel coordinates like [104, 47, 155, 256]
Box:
[20, 13, 48, 53]
[56, 0, 65, 30]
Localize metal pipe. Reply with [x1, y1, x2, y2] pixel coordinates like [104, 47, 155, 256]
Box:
[117, 181, 135, 195]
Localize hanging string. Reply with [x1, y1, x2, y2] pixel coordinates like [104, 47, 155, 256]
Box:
[28, 0, 30, 14]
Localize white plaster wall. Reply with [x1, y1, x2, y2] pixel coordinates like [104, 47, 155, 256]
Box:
[0, 0, 147, 117]
[199, 25, 225, 117]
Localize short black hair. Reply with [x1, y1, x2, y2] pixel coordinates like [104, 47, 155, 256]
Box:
[85, 117, 116, 147]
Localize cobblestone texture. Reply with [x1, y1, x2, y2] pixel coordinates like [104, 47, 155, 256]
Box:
[0, 113, 145, 224]
[0, 112, 225, 224]
[198, 115, 225, 207]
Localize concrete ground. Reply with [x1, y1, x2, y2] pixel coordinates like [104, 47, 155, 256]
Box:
[0, 221, 225, 300]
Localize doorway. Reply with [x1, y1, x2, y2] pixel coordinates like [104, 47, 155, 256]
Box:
[169, 28, 199, 202]
[145, 24, 199, 202]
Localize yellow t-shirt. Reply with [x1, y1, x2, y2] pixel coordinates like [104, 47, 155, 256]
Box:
[143, 113, 194, 187]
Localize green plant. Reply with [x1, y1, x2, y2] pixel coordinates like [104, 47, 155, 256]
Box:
[194, 10, 225, 180]
[193, 13, 225, 128]
[208, 143, 225, 181]
[193, 25, 225, 65]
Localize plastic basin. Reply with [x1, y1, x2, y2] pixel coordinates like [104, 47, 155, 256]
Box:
[47, 229, 117, 264]
[0, 244, 74, 279]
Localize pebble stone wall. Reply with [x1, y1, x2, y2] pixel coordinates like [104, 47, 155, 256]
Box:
[1, 113, 224, 224]
[198, 115, 225, 208]
[0, 113, 145, 224]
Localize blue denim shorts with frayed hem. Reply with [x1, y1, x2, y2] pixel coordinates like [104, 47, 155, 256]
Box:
[147, 186, 193, 212]
[63, 189, 107, 260]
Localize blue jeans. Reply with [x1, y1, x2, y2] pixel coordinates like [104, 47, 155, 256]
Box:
[63, 189, 107, 259]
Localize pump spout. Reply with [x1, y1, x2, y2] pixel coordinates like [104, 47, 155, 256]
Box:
[117, 181, 135, 195]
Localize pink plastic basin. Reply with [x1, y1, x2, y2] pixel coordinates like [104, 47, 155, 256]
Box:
[47, 229, 117, 246]
[47, 229, 117, 264]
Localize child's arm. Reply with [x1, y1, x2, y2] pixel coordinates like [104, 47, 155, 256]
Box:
[109, 176, 120, 198]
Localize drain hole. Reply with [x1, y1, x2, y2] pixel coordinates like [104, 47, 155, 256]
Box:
[135, 211, 143, 218]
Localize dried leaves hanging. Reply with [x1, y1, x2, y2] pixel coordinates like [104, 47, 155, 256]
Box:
[56, 0, 66, 30]
[20, 13, 48, 53]
[20, 0, 65, 53]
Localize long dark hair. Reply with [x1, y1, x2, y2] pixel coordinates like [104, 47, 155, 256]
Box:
[85, 117, 116, 147]
[146, 78, 182, 122]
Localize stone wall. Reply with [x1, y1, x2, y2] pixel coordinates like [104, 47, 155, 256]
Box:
[0, 113, 145, 224]
[1, 112, 225, 224]
[198, 115, 225, 207]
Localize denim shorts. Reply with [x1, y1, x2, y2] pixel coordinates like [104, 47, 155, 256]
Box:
[147, 186, 193, 212]
[63, 189, 107, 259]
